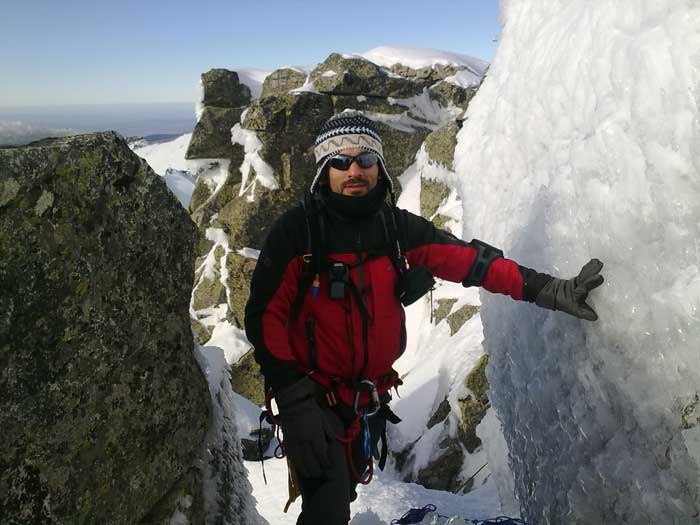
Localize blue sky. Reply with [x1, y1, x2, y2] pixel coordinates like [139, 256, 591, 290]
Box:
[1, 0, 500, 107]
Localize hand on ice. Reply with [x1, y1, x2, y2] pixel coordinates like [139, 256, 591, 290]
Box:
[535, 259, 604, 321]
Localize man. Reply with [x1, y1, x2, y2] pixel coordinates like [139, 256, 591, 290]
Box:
[244, 111, 603, 524]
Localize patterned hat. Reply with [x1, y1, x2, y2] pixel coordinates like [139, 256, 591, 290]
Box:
[310, 110, 393, 194]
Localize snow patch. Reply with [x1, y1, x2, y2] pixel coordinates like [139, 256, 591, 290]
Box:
[236, 68, 273, 100]
[356, 46, 489, 75]
[230, 124, 278, 201]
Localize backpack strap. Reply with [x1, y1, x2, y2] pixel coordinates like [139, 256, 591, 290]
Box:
[291, 194, 325, 320]
[291, 199, 405, 320]
[379, 204, 408, 274]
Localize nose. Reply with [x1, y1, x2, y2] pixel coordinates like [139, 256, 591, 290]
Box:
[348, 160, 364, 176]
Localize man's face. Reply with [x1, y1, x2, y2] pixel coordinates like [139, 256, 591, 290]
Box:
[327, 148, 380, 197]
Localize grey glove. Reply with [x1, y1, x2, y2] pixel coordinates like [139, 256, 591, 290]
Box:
[275, 376, 336, 478]
[535, 258, 604, 321]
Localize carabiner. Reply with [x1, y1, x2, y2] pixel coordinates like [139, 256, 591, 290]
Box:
[353, 379, 380, 417]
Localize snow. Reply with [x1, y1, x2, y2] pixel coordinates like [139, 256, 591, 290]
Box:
[357, 46, 489, 76]
[131, 133, 196, 207]
[236, 68, 273, 100]
[230, 123, 278, 200]
[195, 342, 266, 524]
[443, 70, 482, 89]
[131, 133, 191, 173]
[453, 0, 700, 522]
[289, 81, 319, 95]
[237, 247, 261, 260]
[247, 457, 501, 525]
[365, 91, 462, 133]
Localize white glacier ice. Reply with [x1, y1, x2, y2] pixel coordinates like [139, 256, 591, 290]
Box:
[454, 0, 700, 522]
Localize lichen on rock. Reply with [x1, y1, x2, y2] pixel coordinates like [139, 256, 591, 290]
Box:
[225, 252, 258, 328]
[458, 354, 490, 453]
[420, 178, 451, 219]
[424, 121, 460, 170]
[446, 304, 480, 335]
[186, 107, 246, 159]
[261, 68, 307, 98]
[0, 132, 211, 523]
[310, 53, 421, 98]
[428, 80, 478, 110]
[229, 349, 265, 406]
[201, 68, 252, 108]
[433, 298, 458, 324]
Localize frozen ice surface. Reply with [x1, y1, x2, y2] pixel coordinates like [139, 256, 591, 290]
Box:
[454, 0, 700, 522]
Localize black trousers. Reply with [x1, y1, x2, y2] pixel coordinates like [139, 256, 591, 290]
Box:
[295, 403, 387, 525]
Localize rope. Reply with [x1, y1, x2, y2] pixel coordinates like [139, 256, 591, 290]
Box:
[336, 411, 374, 484]
[390, 504, 438, 524]
[391, 504, 528, 525]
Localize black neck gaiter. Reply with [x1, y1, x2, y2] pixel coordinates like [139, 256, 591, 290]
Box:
[320, 183, 388, 220]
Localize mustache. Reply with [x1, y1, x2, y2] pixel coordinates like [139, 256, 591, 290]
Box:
[341, 178, 368, 189]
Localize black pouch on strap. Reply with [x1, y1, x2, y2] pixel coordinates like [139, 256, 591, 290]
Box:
[396, 265, 435, 306]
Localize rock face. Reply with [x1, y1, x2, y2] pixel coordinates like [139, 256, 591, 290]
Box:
[310, 53, 421, 98]
[187, 69, 252, 160]
[187, 107, 246, 159]
[201, 69, 252, 108]
[0, 133, 210, 523]
[261, 68, 307, 98]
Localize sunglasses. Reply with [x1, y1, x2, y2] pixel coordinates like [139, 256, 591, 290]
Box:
[328, 152, 379, 171]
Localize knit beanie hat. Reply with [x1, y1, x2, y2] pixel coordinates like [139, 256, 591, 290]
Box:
[311, 110, 393, 194]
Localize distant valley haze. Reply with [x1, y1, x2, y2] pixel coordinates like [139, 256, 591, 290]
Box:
[0, 102, 196, 146]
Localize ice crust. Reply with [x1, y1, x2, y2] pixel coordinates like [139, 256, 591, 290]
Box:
[454, 0, 700, 522]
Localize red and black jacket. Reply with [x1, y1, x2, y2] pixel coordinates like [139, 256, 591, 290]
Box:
[244, 198, 552, 405]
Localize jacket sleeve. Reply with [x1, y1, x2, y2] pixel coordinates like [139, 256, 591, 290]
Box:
[396, 208, 553, 302]
[244, 208, 306, 392]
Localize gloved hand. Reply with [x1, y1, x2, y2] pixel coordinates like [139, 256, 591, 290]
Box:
[275, 376, 336, 478]
[535, 259, 604, 321]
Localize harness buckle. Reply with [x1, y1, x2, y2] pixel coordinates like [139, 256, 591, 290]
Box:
[353, 379, 380, 417]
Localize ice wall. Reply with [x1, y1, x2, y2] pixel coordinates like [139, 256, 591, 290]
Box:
[454, 0, 700, 522]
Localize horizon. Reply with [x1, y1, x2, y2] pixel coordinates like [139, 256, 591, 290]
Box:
[1, 0, 500, 107]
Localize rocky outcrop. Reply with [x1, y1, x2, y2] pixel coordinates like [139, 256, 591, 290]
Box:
[230, 350, 265, 406]
[0, 133, 210, 523]
[187, 69, 252, 160]
[421, 178, 451, 220]
[399, 353, 490, 494]
[416, 438, 465, 492]
[201, 69, 252, 108]
[457, 354, 490, 453]
[424, 121, 460, 170]
[389, 63, 462, 89]
[261, 68, 306, 98]
[429, 81, 477, 110]
[447, 305, 480, 335]
[310, 53, 421, 98]
[187, 108, 246, 159]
